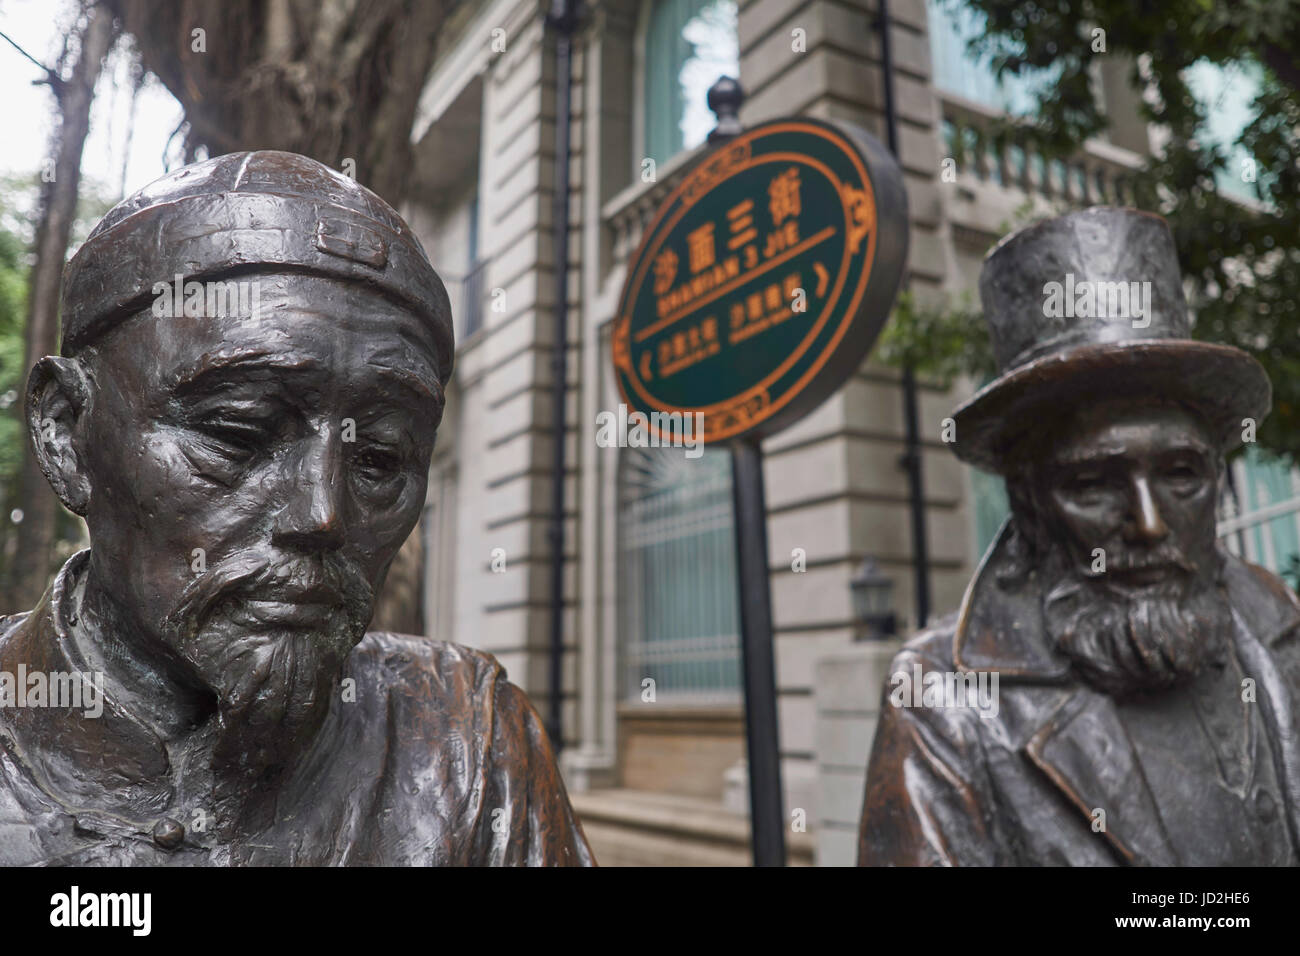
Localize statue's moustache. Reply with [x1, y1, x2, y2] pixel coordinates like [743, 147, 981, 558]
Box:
[162, 549, 374, 640]
[1078, 543, 1198, 585]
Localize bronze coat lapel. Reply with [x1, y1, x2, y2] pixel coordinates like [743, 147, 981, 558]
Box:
[1025, 690, 1178, 865]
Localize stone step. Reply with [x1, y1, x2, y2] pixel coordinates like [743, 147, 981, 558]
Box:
[571, 788, 815, 866]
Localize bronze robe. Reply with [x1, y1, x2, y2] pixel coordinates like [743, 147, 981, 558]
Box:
[0, 551, 595, 866]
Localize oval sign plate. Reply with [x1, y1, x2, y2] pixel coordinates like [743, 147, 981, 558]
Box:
[612, 117, 909, 445]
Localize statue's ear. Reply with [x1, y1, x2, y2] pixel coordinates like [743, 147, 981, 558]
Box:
[26, 356, 93, 516]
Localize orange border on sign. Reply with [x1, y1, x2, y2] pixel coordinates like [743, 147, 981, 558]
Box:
[613, 120, 878, 442]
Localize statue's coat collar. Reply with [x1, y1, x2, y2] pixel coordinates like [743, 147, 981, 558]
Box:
[0, 550, 173, 823]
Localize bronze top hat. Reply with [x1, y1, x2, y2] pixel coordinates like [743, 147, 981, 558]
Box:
[952, 206, 1270, 474]
[59, 150, 455, 385]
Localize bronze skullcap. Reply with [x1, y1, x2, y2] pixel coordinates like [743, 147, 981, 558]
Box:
[59, 150, 455, 385]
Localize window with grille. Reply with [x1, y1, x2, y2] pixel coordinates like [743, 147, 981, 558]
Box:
[618, 444, 742, 704]
[1220, 445, 1300, 583]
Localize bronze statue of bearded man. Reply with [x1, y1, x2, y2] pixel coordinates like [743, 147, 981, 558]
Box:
[0, 151, 594, 866]
[860, 207, 1300, 866]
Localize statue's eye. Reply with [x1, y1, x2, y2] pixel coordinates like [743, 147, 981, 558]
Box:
[196, 417, 273, 455]
[354, 447, 402, 479]
[1162, 461, 1203, 487]
[1068, 471, 1110, 494]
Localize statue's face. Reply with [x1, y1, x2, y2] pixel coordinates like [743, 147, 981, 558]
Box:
[1025, 399, 1231, 697]
[71, 273, 441, 722]
[1036, 401, 1221, 590]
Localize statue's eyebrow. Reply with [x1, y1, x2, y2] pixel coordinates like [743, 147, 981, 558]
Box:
[1049, 448, 1121, 470]
[168, 345, 443, 406]
[1154, 439, 1215, 462]
[363, 342, 444, 405]
[168, 348, 322, 394]
[364, 361, 442, 404]
[1050, 437, 1214, 468]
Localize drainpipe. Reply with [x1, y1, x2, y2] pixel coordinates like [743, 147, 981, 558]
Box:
[877, 0, 931, 628]
[545, 0, 579, 751]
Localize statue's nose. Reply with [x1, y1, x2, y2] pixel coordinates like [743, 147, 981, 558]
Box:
[272, 427, 345, 551]
[1126, 474, 1168, 544]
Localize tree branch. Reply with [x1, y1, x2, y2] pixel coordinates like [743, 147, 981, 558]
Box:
[0, 28, 62, 89]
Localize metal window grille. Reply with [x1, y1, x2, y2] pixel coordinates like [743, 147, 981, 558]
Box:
[1218, 447, 1300, 582]
[618, 445, 741, 704]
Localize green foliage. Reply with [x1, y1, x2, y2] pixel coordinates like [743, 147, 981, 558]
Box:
[0, 184, 30, 534]
[883, 0, 1300, 459]
[877, 289, 992, 388]
[0, 173, 114, 582]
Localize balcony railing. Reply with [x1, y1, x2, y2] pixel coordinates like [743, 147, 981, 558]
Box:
[939, 91, 1146, 210]
[604, 97, 1149, 269]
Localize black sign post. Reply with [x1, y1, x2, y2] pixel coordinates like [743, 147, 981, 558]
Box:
[730, 434, 785, 866]
[612, 108, 908, 866]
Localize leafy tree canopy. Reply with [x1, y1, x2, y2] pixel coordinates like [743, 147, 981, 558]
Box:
[883, 0, 1300, 460]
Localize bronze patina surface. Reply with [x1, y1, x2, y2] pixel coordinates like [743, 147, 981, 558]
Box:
[0, 151, 594, 866]
[859, 207, 1300, 866]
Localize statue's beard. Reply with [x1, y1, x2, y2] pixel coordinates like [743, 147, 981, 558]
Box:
[159, 550, 374, 781]
[1040, 543, 1232, 699]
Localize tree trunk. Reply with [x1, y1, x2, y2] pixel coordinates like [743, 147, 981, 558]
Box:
[112, 0, 454, 205]
[6, 3, 118, 611]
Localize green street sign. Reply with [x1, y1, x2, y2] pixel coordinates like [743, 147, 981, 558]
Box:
[612, 116, 909, 444]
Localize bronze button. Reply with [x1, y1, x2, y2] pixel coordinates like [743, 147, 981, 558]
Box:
[1255, 789, 1277, 823]
[153, 817, 185, 850]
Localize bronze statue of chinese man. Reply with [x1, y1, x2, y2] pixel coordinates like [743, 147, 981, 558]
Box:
[0, 151, 594, 866]
[859, 206, 1300, 866]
